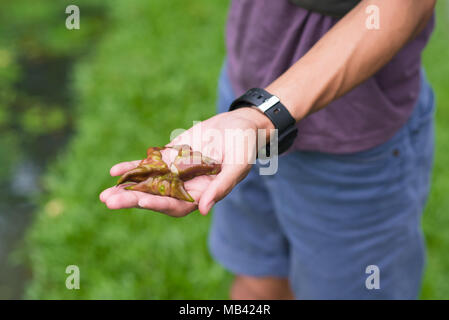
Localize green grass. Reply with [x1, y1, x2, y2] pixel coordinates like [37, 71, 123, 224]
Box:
[20, 0, 449, 299]
[421, 3, 449, 299]
[23, 0, 231, 299]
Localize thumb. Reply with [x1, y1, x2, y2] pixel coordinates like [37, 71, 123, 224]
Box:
[198, 164, 250, 215]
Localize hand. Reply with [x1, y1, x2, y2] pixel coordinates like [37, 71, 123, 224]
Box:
[100, 108, 273, 217]
[100, 161, 213, 217]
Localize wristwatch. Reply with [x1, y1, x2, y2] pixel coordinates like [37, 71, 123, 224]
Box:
[229, 88, 298, 156]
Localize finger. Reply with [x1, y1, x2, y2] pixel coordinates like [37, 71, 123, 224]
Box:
[198, 164, 249, 215]
[110, 160, 141, 176]
[138, 195, 197, 217]
[105, 189, 140, 209]
[99, 186, 123, 203]
[137, 184, 203, 216]
[103, 183, 199, 216]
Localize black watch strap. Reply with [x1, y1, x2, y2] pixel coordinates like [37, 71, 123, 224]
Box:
[230, 88, 296, 132]
[229, 88, 298, 155]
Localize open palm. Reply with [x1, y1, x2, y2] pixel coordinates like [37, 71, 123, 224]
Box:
[100, 108, 268, 216]
[100, 158, 215, 217]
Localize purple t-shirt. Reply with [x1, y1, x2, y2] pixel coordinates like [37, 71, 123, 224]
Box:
[226, 0, 435, 153]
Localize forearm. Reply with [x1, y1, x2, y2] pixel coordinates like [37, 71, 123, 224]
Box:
[265, 0, 435, 122]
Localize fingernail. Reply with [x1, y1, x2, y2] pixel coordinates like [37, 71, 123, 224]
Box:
[138, 199, 147, 208]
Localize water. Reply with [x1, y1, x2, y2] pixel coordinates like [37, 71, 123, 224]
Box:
[0, 56, 74, 299]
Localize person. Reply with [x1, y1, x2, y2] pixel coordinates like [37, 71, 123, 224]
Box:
[100, 0, 436, 299]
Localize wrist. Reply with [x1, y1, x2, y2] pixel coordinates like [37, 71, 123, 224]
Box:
[228, 88, 299, 154]
[231, 107, 274, 140]
[265, 82, 312, 122]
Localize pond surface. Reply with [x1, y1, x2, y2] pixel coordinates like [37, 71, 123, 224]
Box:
[0, 56, 74, 299]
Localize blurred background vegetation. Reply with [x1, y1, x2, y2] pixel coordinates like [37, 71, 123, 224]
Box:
[0, 0, 447, 299]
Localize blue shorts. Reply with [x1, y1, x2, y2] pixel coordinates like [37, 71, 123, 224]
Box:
[208, 65, 435, 299]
